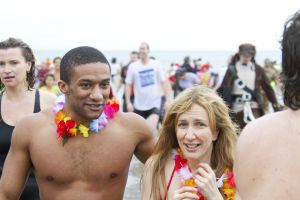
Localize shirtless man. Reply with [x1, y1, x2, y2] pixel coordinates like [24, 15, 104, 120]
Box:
[234, 10, 300, 199]
[0, 46, 155, 199]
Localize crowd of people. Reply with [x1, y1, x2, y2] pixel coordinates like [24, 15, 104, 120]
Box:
[0, 9, 299, 200]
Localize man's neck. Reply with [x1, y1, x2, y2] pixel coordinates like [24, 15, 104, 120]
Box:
[141, 57, 149, 65]
[62, 103, 96, 127]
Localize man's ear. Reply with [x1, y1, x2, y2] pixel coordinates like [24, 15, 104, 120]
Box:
[58, 80, 69, 95]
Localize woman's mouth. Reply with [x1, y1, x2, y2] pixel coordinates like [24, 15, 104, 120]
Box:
[184, 143, 201, 152]
[3, 76, 15, 81]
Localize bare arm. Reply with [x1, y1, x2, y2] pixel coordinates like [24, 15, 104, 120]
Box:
[131, 114, 155, 163]
[0, 118, 32, 199]
[125, 83, 134, 112]
[161, 80, 173, 110]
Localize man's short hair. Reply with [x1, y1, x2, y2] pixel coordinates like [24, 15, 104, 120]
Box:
[131, 51, 138, 55]
[60, 46, 110, 83]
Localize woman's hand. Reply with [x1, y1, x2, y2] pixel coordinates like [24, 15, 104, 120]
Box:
[194, 163, 223, 200]
[173, 186, 199, 200]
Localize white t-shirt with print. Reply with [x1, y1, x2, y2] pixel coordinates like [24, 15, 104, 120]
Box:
[125, 59, 166, 110]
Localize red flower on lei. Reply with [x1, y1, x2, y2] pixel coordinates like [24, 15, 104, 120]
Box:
[55, 110, 77, 137]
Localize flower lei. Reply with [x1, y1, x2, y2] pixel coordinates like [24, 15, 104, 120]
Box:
[173, 148, 235, 200]
[52, 95, 120, 145]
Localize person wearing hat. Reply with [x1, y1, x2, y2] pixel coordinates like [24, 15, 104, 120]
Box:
[218, 43, 282, 129]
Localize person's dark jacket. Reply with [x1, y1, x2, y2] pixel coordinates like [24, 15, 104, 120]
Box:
[218, 64, 281, 112]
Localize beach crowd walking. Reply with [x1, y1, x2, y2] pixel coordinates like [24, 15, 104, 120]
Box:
[0, 9, 300, 200]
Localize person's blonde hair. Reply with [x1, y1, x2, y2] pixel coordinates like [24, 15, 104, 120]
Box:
[145, 85, 238, 199]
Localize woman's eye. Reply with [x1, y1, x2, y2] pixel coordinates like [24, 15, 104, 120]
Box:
[196, 122, 206, 127]
[177, 123, 187, 128]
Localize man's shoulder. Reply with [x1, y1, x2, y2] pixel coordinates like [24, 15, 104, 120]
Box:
[149, 59, 161, 65]
[115, 111, 148, 126]
[238, 110, 287, 146]
[114, 111, 153, 135]
[18, 109, 52, 126]
[128, 60, 140, 68]
[13, 109, 52, 139]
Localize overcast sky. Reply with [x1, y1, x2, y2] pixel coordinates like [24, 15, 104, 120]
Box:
[0, 0, 299, 51]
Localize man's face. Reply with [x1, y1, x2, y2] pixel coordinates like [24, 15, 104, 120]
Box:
[139, 43, 149, 60]
[130, 53, 138, 62]
[60, 62, 111, 121]
[239, 54, 252, 64]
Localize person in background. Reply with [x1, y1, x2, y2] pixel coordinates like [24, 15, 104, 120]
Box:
[125, 42, 171, 132]
[180, 56, 196, 74]
[121, 51, 138, 112]
[218, 43, 282, 129]
[142, 85, 239, 200]
[234, 10, 300, 200]
[173, 68, 200, 96]
[39, 73, 60, 96]
[0, 37, 56, 199]
[263, 58, 280, 87]
[52, 56, 61, 84]
[110, 57, 122, 95]
[262, 58, 283, 112]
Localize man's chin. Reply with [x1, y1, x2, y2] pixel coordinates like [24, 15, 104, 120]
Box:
[89, 113, 102, 120]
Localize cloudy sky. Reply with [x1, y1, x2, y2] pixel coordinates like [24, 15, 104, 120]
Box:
[0, 0, 298, 51]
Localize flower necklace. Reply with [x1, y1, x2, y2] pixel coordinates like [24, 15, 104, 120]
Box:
[52, 95, 120, 145]
[173, 148, 235, 200]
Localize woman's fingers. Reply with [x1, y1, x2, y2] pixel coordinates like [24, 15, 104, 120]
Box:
[199, 163, 215, 175]
[196, 163, 216, 180]
[173, 186, 199, 200]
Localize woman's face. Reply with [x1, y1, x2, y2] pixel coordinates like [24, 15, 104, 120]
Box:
[176, 104, 217, 163]
[0, 48, 31, 88]
[45, 75, 54, 87]
[54, 58, 61, 71]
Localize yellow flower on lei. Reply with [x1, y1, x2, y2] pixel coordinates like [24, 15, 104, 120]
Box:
[78, 124, 89, 137]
